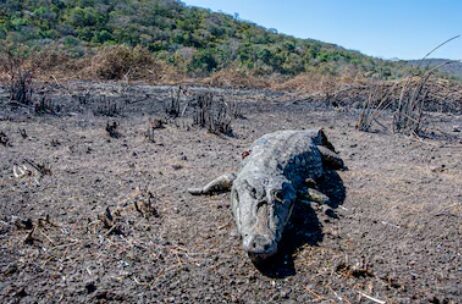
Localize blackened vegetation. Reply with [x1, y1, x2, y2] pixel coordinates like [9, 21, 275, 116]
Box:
[34, 94, 58, 115]
[2, 50, 34, 106]
[357, 37, 460, 136]
[105, 121, 122, 138]
[50, 139, 61, 147]
[149, 118, 165, 130]
[163, 87, 237, 136]
[77, 91, 91, 106]
[136, 192, 160, 219]
[356, 74, 433, 135]
[98, 189, 160, 237]
[393, 74, 431, 135]
[23, 159, 52, 177]
[2, 49, 58, 115]
[0, 131, 12, 147]
[356, 81, 396, 132]
[10, 70, 33, 106]
[74, 92, 126, 116]
[227, 99, 245, 119]
[192, 93, 234, 136]
[144, 123, 156, 143]
[94, 95, 122, 117]
[165, 86, 188, 118]
[18, 128, 27, 139]
[98, 207, 124, 236]
[335, 262, 374, 279]
[144, 118, 164, 143]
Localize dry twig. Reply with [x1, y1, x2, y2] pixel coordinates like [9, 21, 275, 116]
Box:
[356, 291, 386, 304]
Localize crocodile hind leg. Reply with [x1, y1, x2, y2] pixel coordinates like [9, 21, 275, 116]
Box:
[312, 129, 345, 170]
[317, 145, 345, 170]
[188, 173, 237, 195]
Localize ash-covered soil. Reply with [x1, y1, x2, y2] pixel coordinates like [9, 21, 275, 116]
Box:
[0, 82, 461, 303]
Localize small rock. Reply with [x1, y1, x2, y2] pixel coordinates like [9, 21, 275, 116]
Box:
[85, 281, 97, 294]
[3, 263, 18, 276]
[431, 164, 446, 173]
[14, 287, 27, 298]
[453, 125, 461, 132]
[150, 118, 165, 129]
[13, 217, 33, 230]
[322, 205, 337, 218]
[280, 288, 292, 299]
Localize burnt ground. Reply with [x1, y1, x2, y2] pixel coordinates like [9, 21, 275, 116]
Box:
[0, 82, 461, 303]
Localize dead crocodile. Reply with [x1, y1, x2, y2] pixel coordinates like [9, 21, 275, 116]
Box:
[188, 129, 345, 261]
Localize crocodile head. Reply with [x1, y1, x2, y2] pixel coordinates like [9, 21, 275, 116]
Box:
[231, 174, 297, 262]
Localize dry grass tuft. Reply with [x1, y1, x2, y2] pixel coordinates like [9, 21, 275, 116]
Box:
[30, 48, 72, 74]
[206, 67, 269, 89]
[272, 73, 356, 96]
[91, 45, 159, 80]
[271, 73, 324, 92]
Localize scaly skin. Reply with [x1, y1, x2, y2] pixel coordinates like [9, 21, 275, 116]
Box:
[188, 128, 344, 262]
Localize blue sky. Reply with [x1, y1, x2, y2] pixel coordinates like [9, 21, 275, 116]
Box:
[182, 0, 462, 60]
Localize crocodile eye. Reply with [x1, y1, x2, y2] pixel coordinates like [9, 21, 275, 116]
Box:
[249, 187, 257, 199]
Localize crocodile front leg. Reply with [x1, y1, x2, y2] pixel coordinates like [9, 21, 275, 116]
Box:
[298, 187, 331, 205]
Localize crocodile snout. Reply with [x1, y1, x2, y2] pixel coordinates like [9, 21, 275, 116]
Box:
[243, 234, 278, 260]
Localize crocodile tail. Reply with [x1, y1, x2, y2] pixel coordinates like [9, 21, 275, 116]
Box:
[188, 173, 236, 196]
[188, 187, 205, 195]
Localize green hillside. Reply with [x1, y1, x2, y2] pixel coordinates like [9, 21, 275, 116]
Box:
[0, 0, 411, 78]
[404, 59, 462, 80]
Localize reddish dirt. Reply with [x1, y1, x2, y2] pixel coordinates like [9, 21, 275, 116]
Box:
[0, 82, 461, 303]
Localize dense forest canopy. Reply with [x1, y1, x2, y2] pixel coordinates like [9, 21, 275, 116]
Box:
[0, 0, 412, 78]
